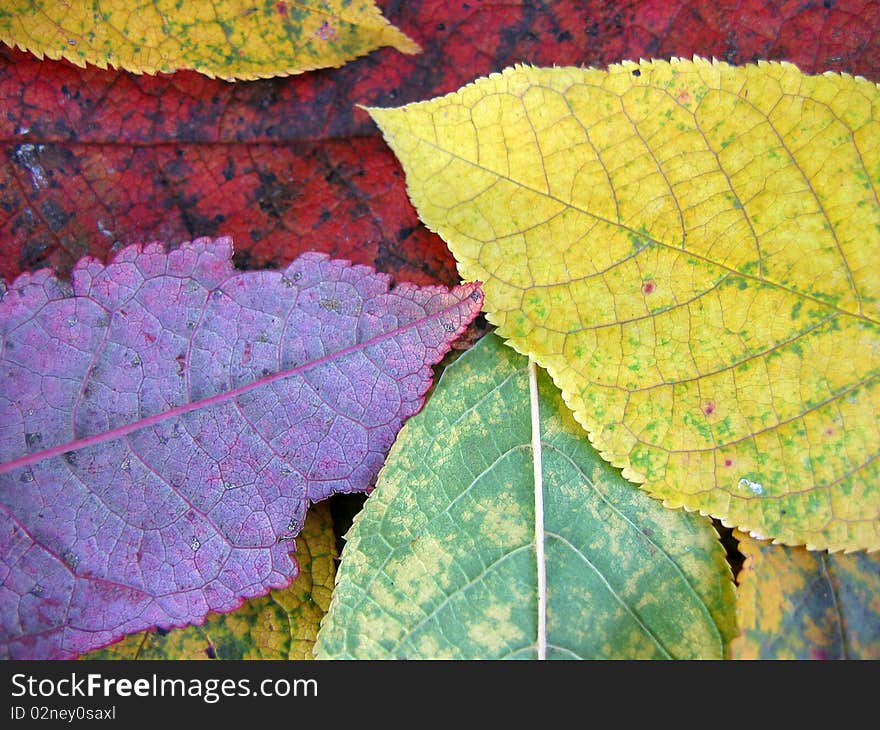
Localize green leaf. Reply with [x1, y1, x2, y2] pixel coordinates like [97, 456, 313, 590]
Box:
[315, 333, 736, 659]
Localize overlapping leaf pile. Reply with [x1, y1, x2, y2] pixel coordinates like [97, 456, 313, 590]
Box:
[3, 1, 876, 285]
[1, 1, 878, 660]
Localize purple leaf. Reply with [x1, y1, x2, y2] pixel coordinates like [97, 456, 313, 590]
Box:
[0, 237, 483, 659]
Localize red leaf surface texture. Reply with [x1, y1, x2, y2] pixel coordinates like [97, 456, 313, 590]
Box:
[0, 236, 482, 658]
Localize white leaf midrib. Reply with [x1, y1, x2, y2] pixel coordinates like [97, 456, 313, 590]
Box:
[529, 357, 547, 660]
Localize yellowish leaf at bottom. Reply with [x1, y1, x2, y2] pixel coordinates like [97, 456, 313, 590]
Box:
[367, 59, 880, 553]
[732, 531, 880, 659]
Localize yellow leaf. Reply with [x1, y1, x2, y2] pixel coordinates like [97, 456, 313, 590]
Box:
[0, 0, 419, 80]
[732, 531, 880, 659]
[367, 59, 880, 553]
[83, 501, 337, 659]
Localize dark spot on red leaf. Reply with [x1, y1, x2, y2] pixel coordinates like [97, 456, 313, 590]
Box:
[396, 224, 418, 242]
[255, 170, 296, 220]
[39, 199, 72, 232]
[222, 158, 235, 181]
[19, 238, 50, 271]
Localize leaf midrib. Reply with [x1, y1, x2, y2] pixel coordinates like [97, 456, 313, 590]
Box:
[528, 357, 547, 660]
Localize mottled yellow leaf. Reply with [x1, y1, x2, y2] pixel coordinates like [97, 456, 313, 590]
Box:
[367, 59, 880, 553]
[732, 531, 880, 659]
[83, 501, 336, 660]
[0, 1, 419, 80]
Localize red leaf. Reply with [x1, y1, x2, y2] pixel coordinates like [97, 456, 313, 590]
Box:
[2, 1, 876, 283]
[0, 237, 483, 658]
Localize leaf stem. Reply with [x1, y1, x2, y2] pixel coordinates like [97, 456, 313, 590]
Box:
[529, 357, 547, 660]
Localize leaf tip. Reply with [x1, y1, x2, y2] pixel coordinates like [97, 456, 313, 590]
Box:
[387, 30, 422, 56]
